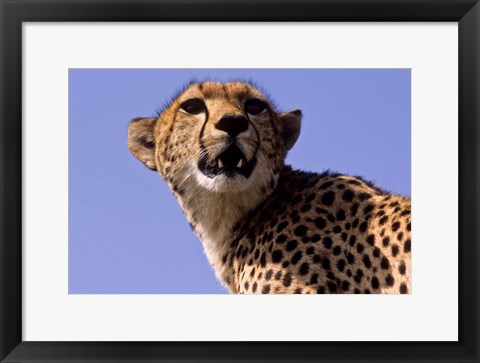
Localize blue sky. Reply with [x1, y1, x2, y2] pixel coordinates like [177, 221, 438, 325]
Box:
[68, 69, 410, 294]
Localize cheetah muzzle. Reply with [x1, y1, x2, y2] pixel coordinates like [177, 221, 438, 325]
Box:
[128, 81, 411, 294]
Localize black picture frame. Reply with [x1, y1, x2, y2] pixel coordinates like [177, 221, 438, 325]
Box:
[1, 0, 479, 362]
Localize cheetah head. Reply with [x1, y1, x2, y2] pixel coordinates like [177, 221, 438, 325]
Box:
[128, 81, 301, 194]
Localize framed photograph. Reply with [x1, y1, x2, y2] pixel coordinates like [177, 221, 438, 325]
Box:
[1, 0, 479, 362]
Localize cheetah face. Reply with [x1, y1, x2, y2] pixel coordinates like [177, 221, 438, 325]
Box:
[186, 96, 262, 184]
[128, 82, 302, 194]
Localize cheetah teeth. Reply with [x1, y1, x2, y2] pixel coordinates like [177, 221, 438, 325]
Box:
[214, 159, 244, 168]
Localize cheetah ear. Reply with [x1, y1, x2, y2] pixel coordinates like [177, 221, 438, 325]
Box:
[280, 109, 302, 151]
[128, 117, 158, 171]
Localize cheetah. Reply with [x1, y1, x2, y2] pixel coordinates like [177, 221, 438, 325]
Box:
[128, 81, 411, 294]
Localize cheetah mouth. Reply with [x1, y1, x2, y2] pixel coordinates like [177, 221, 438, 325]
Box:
[197, 144, 256, 179]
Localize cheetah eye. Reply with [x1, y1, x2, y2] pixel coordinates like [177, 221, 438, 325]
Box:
[180, 98, 206, 115]
[245, 99, 267, 116]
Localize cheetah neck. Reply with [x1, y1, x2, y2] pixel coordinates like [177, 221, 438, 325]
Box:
[171, 175, 271, 291]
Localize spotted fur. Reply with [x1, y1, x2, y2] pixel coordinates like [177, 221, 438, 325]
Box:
[128, 81, 411, 294]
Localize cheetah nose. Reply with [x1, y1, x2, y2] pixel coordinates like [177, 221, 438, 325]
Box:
[215, 116, 249, 138]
